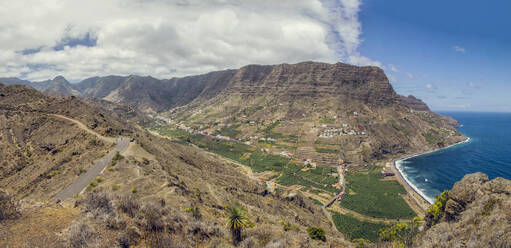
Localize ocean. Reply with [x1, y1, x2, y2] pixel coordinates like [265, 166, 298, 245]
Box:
[396, 112, 511, 203]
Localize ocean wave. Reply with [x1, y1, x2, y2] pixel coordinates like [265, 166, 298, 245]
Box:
[395, 137, 471, 204]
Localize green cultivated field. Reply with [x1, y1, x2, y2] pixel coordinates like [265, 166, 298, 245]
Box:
[242, 152, 290, 172]
[213, 124, 241, 138]
[332, 212, 391, 242]
[278, 164, 338, 194]
[152, 125, 339, 195]
[341, 167, 416, 219]
[315, 147, 339, 154]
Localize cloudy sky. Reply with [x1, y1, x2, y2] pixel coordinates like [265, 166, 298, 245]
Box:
[0, 0, 509, 112]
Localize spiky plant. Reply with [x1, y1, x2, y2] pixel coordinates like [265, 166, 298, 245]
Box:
[226, 203, 249, 245]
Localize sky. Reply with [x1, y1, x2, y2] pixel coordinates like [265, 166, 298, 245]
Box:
[0, 0, 509, 112]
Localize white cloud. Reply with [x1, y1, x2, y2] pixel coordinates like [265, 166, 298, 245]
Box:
[389, 64, 399, 72]
[453, 45, 466, 53]
[387, 73, 397, 82]
[406, 72, 414, 79]
[0, 0, 379, 81]
[426, 83, 437, 90]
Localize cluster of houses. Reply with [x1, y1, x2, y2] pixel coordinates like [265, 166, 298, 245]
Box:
[317, 125, 366, 138]
[177, 124, 243, 142]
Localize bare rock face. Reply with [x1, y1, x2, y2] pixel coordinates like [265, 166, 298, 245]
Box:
[444, 173, 488, 220]
[399, 95, 430, 111]
[417, 173, 511, 247]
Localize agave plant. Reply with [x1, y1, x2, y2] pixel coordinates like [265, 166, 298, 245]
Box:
[226, 203, 249, 245]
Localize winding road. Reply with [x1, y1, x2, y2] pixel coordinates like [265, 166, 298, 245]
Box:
[52, 114, 130, 200]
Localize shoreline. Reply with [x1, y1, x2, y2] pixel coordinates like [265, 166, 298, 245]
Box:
[393, 136, 471, 205]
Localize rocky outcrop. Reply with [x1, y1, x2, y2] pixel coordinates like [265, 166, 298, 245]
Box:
[417, 173, 511, 247]
[399, 95, 430, 111]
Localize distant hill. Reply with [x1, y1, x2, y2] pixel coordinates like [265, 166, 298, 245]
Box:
[1, 62, 465, 163]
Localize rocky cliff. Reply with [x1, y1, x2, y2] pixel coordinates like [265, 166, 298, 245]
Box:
[1, 62, 465, 163]
[417, 173, 511, 247]
[166, 62, 465, 164]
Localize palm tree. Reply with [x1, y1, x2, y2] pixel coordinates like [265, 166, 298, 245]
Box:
[226, 203, 249, 245]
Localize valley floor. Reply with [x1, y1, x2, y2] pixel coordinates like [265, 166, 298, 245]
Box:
[148, 122, 425, 243]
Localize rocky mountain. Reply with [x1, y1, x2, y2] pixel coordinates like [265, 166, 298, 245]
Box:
[399, 95, 431, 112]
[0, 84, 348, 247]
[165, 62, 465, 164]
[0, 76, 79, 96]
[0, 62, 466, 164]
[416, 173, 511, 247]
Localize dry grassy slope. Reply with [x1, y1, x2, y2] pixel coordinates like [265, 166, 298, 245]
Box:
[0, 85, 133, 200]
[0, 84, 351, 247]
[169, 62, 465, 164]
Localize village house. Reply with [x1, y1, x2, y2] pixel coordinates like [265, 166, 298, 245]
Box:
[381, 169, 395, 177]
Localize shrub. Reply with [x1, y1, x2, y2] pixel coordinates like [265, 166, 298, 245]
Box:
[143, 158, 150, 165]
[280, 221, 294, 232]
[80, 191, 114, 217]
[106, 215, 126, 230]
[482, 196, 501, 216]
[378, 223, 409, 242]
[141, 203, 165, 232]
[425, 190, 449, 227]
[147, 232, 173, 248]
[306, 227, 326, 242]
[117, 195, 140, 218]
[0, 191, 20, 221]
[119, 226, 141, 248]
[112, 185, 121, 191]
[185, 205, 202, 220]
[113, 152, 124, 161]
[248, 227, 273, 246]
[353, 238, 371, 248]
[131, 187, 137, 194]
[65, 221, 98, 248]
[186, 220, 222, 242]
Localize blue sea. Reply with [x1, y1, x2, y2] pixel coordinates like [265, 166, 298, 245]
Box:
[396, 112, 511, 203]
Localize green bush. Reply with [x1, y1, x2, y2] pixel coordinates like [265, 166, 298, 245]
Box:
[113, 152, 124, 161]
[306, 227, 326, 242]
[280, 221, 294, 231]
[425, 190, 449, 227]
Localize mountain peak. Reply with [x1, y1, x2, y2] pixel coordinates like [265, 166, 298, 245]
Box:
[52, 75, 68, 82]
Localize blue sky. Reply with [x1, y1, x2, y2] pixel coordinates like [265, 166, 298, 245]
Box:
[358, 0, 511, 112]
[0, 0, 508, 112]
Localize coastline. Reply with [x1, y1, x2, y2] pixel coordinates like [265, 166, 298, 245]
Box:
[393, 136, 471, 205]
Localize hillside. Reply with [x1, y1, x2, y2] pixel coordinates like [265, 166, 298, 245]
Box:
[0, 84, 349, 247]
[0, 62, 465, 165]
[163, 62, 465, 164]
[416, 173, 511, 247]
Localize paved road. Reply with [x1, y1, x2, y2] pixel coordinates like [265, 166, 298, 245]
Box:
[55, 137, 130, 200]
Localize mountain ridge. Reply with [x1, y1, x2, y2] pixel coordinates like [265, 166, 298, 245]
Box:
[0, 61, 436, 115]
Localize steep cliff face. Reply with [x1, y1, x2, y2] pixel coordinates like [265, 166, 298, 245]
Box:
[399, 95, 431, 112]
[220, 62, 398, 106]
[417, 173, 511, 247]
[168, 62, 464, 164]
